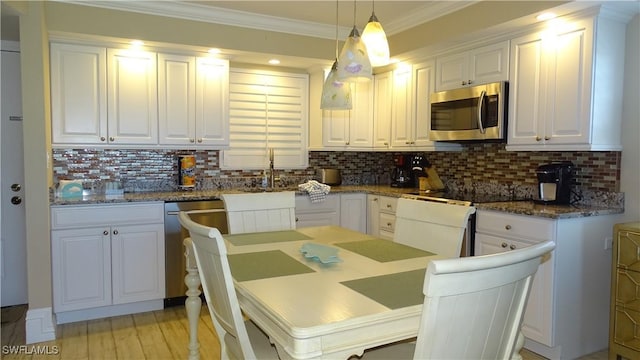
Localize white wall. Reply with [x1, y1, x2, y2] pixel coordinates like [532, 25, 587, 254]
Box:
[620, 14, 640, 222]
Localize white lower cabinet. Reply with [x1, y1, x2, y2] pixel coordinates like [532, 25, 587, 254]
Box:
[475, 209, 620, 359]
[295, 193, 367, 233]
[367, 195, 398, 240]
[51, 202, 165, 323]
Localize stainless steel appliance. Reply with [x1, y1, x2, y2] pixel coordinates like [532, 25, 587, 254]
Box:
[430, 81, 507, 141]
[316, 169, 342, 185]
[164, 200, 228, 306]
[536, 162, 574, 205]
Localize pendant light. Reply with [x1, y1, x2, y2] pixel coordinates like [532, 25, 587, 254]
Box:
[361, 0, 390, 67]
[337, 0, 373, 82]
[321, 0, 353, 110]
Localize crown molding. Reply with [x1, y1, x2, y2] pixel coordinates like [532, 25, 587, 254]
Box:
[56, 0, 476, 40]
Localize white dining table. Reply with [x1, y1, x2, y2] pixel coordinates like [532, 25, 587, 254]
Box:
[183, 225, 443, 360]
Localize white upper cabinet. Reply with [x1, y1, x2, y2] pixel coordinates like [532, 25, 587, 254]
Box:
[435, 40, 509, 91]
[107, 48, 158, 145]
[51, 43, 108, 145]
[322, 81, 374, 149]
[158, 54, 229, 147]
[507, 11, 626, 151]
[372, 70, 393, 148]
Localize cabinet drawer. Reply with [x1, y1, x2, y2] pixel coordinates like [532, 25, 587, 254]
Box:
[613, 305, 640, 351]
[295, 194, 340, 212]
[379, 196, 398, 214]
[476, 210, 554, 242]
[51, 202, 164, 229]
[615, 269, 640, 312]
[618, 230, 640, 272]
[380, 213, 396, 232]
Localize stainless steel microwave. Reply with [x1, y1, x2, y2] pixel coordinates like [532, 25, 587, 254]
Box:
[429, 81, 507, 141]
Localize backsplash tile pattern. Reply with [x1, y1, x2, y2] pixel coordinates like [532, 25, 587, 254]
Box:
[52, 143, 620, 196]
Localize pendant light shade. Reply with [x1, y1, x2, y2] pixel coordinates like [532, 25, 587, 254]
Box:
[337, 1, 373, 82]
[321, 60, 353, 109]
[362, 11, 390, 67]
[320, 0, 352, 110]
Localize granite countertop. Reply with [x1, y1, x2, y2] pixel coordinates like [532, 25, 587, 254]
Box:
[50, 185, 624, 219]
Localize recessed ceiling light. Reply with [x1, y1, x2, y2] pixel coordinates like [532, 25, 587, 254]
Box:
[208, 48, 221, 54]
[131, 40, 144, 47]
[537, 12, 557, 21]
[268, 59, 280, 65]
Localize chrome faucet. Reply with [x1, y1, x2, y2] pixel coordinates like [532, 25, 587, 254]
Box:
[269, 148, 275, 188]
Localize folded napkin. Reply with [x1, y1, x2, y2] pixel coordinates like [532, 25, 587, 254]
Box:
[298, 180, 331, 203]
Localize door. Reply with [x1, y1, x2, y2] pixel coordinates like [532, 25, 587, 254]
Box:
[1, 42, 27, 306]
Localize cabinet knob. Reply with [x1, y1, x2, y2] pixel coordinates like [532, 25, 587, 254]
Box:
[406, 141, 411, 145]
[505, 225, 512, 230]
[190, 138, 195, 143]
[103, 230, 109, 236]
[113, 229, 118, 235]
[100, 137, 106, 142]
[386, 204, 392, 208]
[383, 142, 389, 146]
[462, 81, 467, 85]
[544, 136, 550, 141]
[509, 244, 517, 250]
[468, 80, 472, 84]
[536, 136, 542, 142]
[295, 217, 299, 222]
[197, 138, 203, 143]
[501, 242, 508, 248]
[373, 198, 378, 201]
[345, 142, 350, 145]
[387, 222, 392, 227]
[109, 137, 115, 142]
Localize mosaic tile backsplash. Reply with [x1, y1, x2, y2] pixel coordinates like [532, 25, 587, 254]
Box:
[52, 143, 622, 204]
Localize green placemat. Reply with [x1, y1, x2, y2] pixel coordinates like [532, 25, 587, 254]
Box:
[225, 230, 312, 246]
[341, 269, 426, 309]
[228, 250, 315, 282]
[336, 239, 435, 262]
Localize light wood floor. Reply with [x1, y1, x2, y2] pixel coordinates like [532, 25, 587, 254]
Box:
[2, 304, 609, 359]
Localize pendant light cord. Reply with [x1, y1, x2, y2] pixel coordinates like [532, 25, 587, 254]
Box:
[353, 0, 356, 26]
[335, 0, 339, 59]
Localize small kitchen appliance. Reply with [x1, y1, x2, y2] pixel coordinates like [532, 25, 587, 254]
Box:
[536, 162, 574, 205]
[317, 169, 342, 185]
[391, 155, 413, 188]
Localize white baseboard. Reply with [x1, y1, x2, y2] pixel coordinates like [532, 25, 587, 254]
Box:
[25, 307, 56, 344]
[55, 299, 164, 324]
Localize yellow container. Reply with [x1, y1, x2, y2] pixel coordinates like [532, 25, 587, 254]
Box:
[178, 155, 196, 188]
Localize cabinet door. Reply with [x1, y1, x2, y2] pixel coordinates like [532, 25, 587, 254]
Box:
[195, 57, 229, 146]
[107, 48, 158, 144]
[469, 41, 509, 86]
[349, 81, 374, 148]
[412, 60, 436, 148]
[508, 33, 546, 146]
[158, 53, 196, 145]
[367, 195, 381, 236]
[111, 224, 165, 304]
[435, 52, 468, 91]
[51, 227, 111, 312]
[340, 193, 367, 233]
[475, 232, 554, 346]
[50, 43, 108, 145]
[322, 109, 350, 147]
[390, 67, 414, 148]
[373, 71, 392, 148]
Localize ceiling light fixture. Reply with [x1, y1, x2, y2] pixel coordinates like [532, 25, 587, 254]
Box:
[268, 59, 281, 65]
[337, 0, 373, 82]
[361, 0, 390, 67]
[320, 0, 353, 110]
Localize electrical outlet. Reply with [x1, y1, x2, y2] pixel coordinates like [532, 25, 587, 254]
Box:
[604, 237, 613, 250]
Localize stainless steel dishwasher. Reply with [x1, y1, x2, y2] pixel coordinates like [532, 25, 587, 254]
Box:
[164, 200, 228, 307]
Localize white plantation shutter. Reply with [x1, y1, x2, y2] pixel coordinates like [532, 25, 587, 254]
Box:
[221, 68, 308, 170]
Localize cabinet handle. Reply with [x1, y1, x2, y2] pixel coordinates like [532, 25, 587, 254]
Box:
[536, 136, 542, 142]
[113, 229, 118, 235]
[505, 225, 512, 230]
[100, 136, 106, 142]
[383, 142, 389, 146]
[510, 244, 517, 250]
[103, 230, 109, 236]
[190, 138, 195, 143]
[501, 242, 508, 248]
[109, 137, 115, 142]
[405, 141, 411, 144]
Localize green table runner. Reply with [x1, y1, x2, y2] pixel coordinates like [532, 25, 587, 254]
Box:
[341, 269, 426, 309]
[228, 250, 315, 281]
[336, 239, 435, 262]
[225, 230, 312, 246]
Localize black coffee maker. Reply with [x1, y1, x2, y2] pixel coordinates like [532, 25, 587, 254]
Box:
[391, 155, 413, 188]
[535, 162, 574, 205]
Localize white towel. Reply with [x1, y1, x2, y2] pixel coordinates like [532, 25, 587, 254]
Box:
[298, 180, 331, 203]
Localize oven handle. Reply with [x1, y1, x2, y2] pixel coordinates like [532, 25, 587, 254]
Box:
[477, 90, 486, 134]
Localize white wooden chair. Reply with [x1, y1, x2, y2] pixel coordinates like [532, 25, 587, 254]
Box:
[178, 212, 280, 360]
[221, 191, 296, 234]
[393, 198, 476, 258]
[362, 240, 555, 360]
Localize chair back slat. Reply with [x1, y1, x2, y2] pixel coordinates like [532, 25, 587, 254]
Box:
[222, 192, 296, 234]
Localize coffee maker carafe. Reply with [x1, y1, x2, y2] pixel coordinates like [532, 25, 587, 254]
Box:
[536, 162, 574, 205]
[391, 155, 413, 188]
